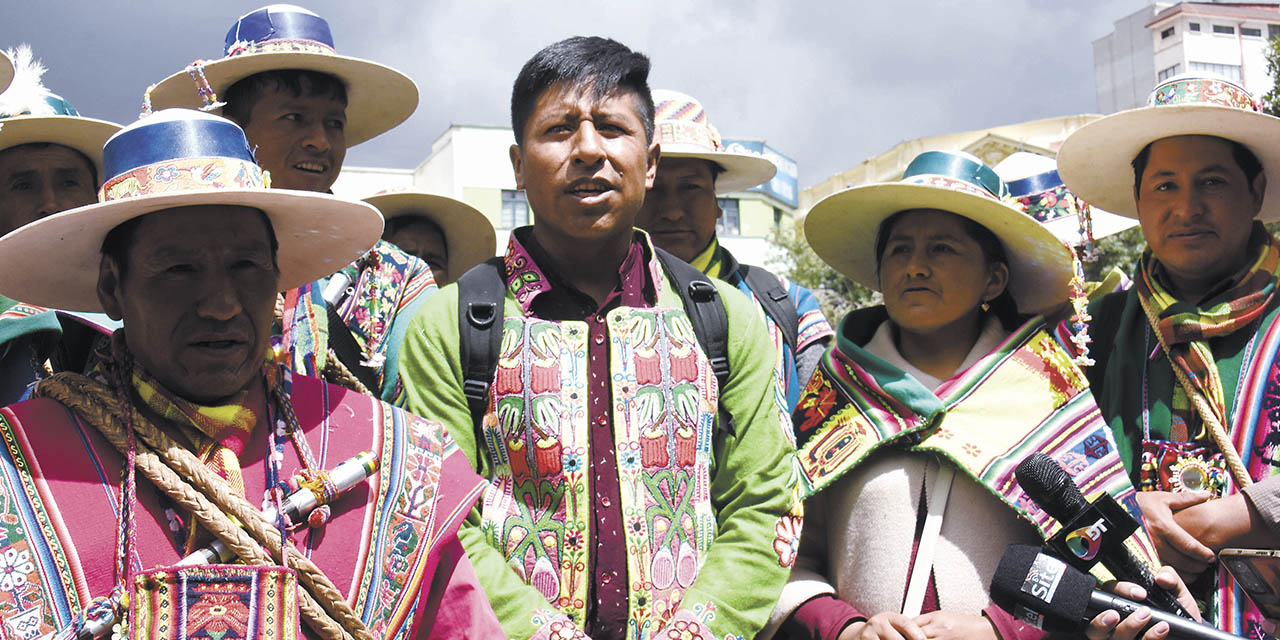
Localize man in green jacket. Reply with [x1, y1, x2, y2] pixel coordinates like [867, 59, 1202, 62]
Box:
[1059, 73, 1280, 636]
[395, 36, 797, 640]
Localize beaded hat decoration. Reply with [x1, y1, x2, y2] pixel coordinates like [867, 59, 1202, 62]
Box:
[651, 89, 777, 194]
[0, 109, 383, 312]
[806, 150, 1073, 315]
[0, 45, 120, 178]
[1059, 73, 1280, 220]
[145, 4, 418, 146]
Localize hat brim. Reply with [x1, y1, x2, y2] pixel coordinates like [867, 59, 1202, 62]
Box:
[660, 148, 778, 194]
[0, 189, 383, 312]
[0, 116, 122, 178]
[804, 183, 1073, 315]
[363, 191, 496, 278]
[148, 52, 418, 147]
[1057, 105, 1280, 220]
[0, 51, 12, 95]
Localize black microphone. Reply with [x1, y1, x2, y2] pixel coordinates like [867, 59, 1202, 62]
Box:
[1016, 452, 1193, 619]
[991, 544, 1241, 640]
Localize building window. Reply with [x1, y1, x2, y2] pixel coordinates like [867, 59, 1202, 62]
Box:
[1189, 22, 1201, 32]
[1243, 27, 1262, 37]
[1213, 24, 1235, 35]
[1270, 24, 1280, 39]
[1161, 26, 1175, 39]
[1157, 64, 1181, 81]
[501, 189, 529, 228]
[1190, 61, 1243, 81]
[717, 198, 740, 236]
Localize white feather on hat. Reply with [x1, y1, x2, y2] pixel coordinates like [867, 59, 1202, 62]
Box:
[0, 45, 57, 117]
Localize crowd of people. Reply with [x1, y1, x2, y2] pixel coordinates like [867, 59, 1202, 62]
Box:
[0, 4, 1276, 640]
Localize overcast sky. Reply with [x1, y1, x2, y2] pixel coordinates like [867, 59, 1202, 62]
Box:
[2, 0, 1149, 189]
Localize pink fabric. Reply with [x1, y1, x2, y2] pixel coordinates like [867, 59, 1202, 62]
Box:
[784, 594, 862, 640]
[418, 538, 506, 639]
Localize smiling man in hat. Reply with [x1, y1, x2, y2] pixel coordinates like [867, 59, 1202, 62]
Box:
[395, 36, 796, 640]
[150, 4, 430, 401]
[1059, 74, 1280, 635]
[0, 109, 502, 640]
[0, 45, 121, 405]
[635, 89, 833, 414]
[364, 189, 497, 286]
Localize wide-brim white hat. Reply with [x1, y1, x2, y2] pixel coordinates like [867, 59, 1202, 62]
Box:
[994, 152, 1138, 245]
[147, 5, 417, 147]
[805, 151, 1072, 315]
[0, 109, 383, 312]
[0, 50, 12, 95]
[1058, 74, 1280, 220]
[652, 89, 776, 193]
[364, 190, 496, 278]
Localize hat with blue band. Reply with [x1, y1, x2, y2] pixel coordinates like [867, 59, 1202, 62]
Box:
[147, 4, 417, 147]
[0, 45, 120, 179]
[994, 152, 1137, 247]
[805, 150, 1072, 315]
[1058, 73, 1280, 220]
[0, 109, 383, 312]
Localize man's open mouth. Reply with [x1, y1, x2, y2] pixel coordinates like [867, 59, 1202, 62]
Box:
[294, 162, 327, 174]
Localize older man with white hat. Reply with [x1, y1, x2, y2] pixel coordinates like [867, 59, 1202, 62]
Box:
[1059, 73, 1280, 636]
[636, 89, 833, 412]
[0, 109, 502, 640]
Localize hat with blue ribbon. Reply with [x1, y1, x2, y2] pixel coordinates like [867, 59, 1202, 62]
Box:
[1058, 73, 1280, 220]
[995, 152, 1137, 247]
[805, 150, 1072, 314]
[363, 189, 496, 282]
[652, 89, 777, 194]
[0, 45, 120, 179]
[0, 49, 12, 96]
[0, 109, 384, 312]
[147, 4, 417, 147]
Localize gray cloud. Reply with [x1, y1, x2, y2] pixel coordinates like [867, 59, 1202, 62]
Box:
[1, 0, 1148, 188]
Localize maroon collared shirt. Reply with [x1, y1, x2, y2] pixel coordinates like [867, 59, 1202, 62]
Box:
[514, 229, 654, 639]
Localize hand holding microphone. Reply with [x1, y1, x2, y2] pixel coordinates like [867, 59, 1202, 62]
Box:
[1015, 453, 1193, 619]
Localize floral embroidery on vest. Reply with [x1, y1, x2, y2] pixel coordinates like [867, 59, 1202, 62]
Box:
[478, 306, 718, 634]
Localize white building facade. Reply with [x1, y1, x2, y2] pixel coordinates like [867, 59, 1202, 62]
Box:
[1094, 1, 1280, 113]
[332, 124, 798, 267]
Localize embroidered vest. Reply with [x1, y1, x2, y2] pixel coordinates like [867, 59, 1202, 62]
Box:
[793, 319, 1162, 570]
[477, 305, 718, 632]
[0, 374, 478, 640]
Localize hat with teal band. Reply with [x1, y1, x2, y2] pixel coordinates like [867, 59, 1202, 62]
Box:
[0, 108, 384, 312]
[1058, 73, 1280, 220]
[147, 4, 417, 147]
[0, 45, 121, 179]
[995, 152, 1138, 249]
[805, 150, 1072, 315]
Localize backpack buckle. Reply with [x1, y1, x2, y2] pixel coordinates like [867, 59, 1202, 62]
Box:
[687, 280, 718, 303]
[467, 302, 497, 329]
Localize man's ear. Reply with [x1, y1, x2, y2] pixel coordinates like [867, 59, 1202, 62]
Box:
[96, 255, 125, 321]
[645, 142, 660, 190]
[509, 144, 524, 189]
[1252, 171, 1268, 216]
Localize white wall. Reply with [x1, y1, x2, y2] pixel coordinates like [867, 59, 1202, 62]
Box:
[330, 166, 414, 199]
[1094, 4, 1160, 113]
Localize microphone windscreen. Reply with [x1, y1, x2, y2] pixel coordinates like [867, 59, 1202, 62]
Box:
[991, 544, 1098, 633]
[1015, 453, 1088, 520]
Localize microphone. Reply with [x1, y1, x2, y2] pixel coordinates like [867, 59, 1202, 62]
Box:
[1015, 452, 1192, 619]
[991, 544, 1241, 640]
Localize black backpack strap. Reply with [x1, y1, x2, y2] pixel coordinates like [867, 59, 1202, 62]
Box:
[326, 305, 381, 393]
[739, 264, 799, 356]
[654, 248, 734, 436]
[457, 257, 508, 431]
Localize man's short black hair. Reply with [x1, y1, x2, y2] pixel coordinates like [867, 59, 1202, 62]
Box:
[1132, 136, 1264, 193]
[222, 70, 349, 127]
[101, 207, 279, 277]
[383, 213, 444, 239]
[510, 36, 654, 146]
